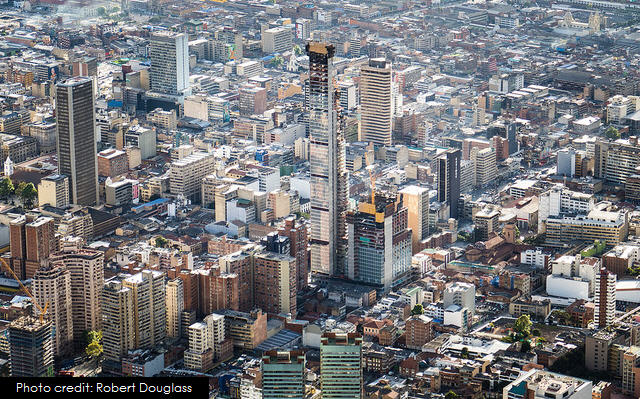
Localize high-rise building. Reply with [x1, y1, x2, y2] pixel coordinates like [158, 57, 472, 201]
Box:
[595, 138, 640, 186]
[50, 246, 104, 348]
[102, 279, 135, 374]
[470, 147, 497, 188]
[360, 58, 392, 146]
[219, 249, 256, 312]
[278, 216, 309, 291]
[10, 214, 56, 280]
[149, 31, 190, 96]
[169, 151, 216, 203]
[32, 264, 73, 357]
[238, 85, 267, 116]
[595, 267, 616, 328]
[184, 313, 225, 372]
[320, 333, 363, 399]
[37, 174, 69, 208]
[346, 193, 412, 292]
[253, 251, 297, 316]
[437, 148, 461, 219]
[261, 27, 293, 54]
[306, 42, 349, 278]
[56, 77, 99, 206]
[473, 206, 500, 241]
[122, 270, 166, 350]
[8, 316, 54, 377]
[166, 278, 184, 339]
[400, 186, 430, 254]
[262, 350, 306, 399]
[208, 272, 240, 313]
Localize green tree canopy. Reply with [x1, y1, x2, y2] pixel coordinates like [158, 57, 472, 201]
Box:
[411, 304, 424, 315]
[460, 347, 469, 359]
[85, 330, 103, 358]
[0, 177, 14, 199]
[605, 126, 620, 140]
[445, 391, 459, 399]
[155, 236, 168, 248]
[514, 314, 532, 339]
[15, 182, 37, 209]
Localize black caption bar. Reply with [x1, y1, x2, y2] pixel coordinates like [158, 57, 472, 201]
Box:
[0, 377, 209, 398]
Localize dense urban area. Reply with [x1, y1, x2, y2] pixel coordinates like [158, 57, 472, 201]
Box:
[1, 0, 640, 398]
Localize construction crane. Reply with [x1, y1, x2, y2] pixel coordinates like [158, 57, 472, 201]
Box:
[0, 258, 49, 323]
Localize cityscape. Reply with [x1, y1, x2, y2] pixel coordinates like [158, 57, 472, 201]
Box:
[0, 0, 640, 398]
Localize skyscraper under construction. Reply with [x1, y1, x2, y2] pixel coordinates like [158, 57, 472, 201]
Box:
[306, 42, 349, 278]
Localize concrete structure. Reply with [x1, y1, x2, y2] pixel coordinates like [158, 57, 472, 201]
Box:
[502, 369, 591, 399]
[595, 267, 616, 328]
[50, 246, 104, 348]
[405, 315, 433, 350]
[443, 282, 476, 318]
[32, 264, 73, 357]
[149, 31, 190, 96]
[102, 280, 135, 371]
[262, 27, 293, 54]
[320, 333, 363, 399]
[184, 313, 225, 372]
[307, 42, 349, 278]
[471, 147, 497, 187]
[360, 58, 392, 146]
[97, 148, 128, 177]
[253, 251, 297, 316]
[346, 194, 412, 292]
[545, 208, 628, 246]
[8, 316, 54, 377]
[473, 207, 500, 242]
[279, 216, 309, 291]
[122, 270, 166, 350]
[169, 152, 216, 203]
[38, 174, 69, 208]
[56, 77, 99, 206]
[10, 214, 56, 280]
[437, 148, 461, 219]
[214, 309, 267, 350]
[124, 126, 156, 160]
[538, 186, 594, 234]
[262, 350, 305, 399]
[400, 185, 430, 254]
[166, 278, 184, 339]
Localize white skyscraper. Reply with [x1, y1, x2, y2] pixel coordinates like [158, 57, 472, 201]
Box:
[149, 31, 190, 96]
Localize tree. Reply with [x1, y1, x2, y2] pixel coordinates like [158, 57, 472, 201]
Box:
[85, 330, 103, 358]
[605, 126, 620, 140]
[411, 304, 424, 315]
[17, 182, 37, 209]
[293, 44, 303, 56]
[460, 347, 470, 359]
[0, 177, 14, 200]
[155, 236, 168, 248]
[520, 340, 532, 353]
[445, 391, 459, 399]
[514, 314, 532, 339]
